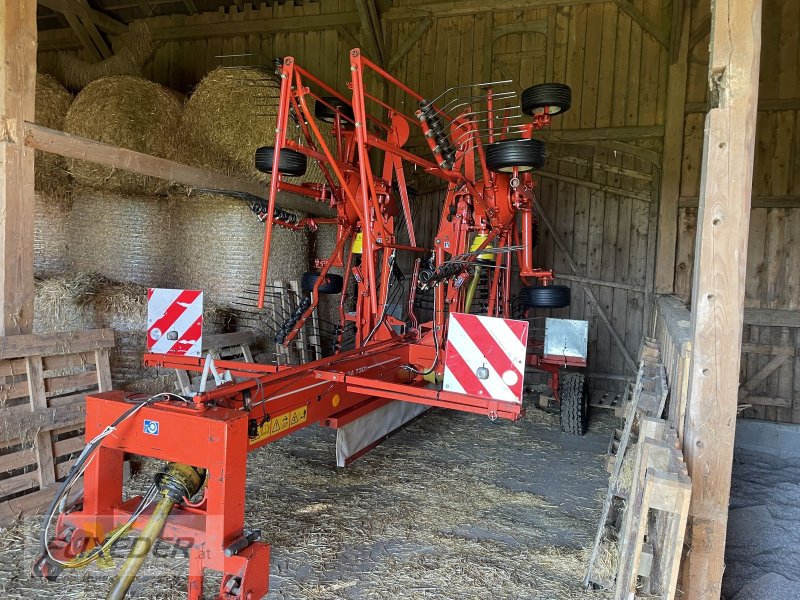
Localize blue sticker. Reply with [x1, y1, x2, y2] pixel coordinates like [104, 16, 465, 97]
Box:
[143, 419, 159, 436]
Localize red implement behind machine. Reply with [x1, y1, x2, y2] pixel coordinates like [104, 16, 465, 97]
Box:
[35, 50, 588, 599]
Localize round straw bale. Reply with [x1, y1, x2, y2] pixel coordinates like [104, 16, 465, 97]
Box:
[172, 195, 310, 309]
[178, 67, 283, 183]
[68, 193, 178, 287]
[35, 74, 72, 195]
[64, 76, 182, 195]
[34, 192, 73, 277]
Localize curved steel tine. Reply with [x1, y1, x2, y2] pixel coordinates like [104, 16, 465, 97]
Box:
[441, 90, 517, 113]
[423, 79, 513, 108]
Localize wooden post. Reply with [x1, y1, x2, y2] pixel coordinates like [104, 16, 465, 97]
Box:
[0, 0, 37, 335]
[682, 0, 762, 597]
[654, 0, 690, 294]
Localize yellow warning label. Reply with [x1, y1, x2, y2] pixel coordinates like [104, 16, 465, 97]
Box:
[249, 405, 308, 445]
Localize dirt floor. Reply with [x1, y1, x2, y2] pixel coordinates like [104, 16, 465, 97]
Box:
[723, 447, 800, 599]
[0, 405, 616, 599]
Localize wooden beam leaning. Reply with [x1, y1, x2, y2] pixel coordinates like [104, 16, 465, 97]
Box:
[613, 0, 669, 48]
[388, 17, 433, 70]
[655, 1, 690, 294]
[533, 203, 638, 373]
[37, 0, 127, 35]
[23, 123, 334, 217]
[0, 0, 37, 336]
[681, 0, 763, 597]
[355, 0, 384, 65]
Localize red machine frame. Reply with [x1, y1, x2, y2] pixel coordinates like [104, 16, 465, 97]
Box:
[41, 50, 583, 599]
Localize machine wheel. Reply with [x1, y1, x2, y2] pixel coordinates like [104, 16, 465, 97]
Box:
[521, 83, 572, 116]
[315, 96, 354, 124]
[301, 271, 343, 294]
[519, 284, 570, 309]
[485, 139, 546, 173]
[254, 146, 307, 176]
[559, 372, 589, 436]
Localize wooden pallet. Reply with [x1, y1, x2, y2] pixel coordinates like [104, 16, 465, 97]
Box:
[591, 389, 628, 416]
[0, 329, 115, 525]
[587, 340, 683, 594]
[613, 420, 691, 600]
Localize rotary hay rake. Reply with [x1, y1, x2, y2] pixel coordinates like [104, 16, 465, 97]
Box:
[35, 49, 589, 600]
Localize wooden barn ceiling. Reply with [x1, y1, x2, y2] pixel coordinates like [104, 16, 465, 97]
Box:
[36, 0, 393, 31]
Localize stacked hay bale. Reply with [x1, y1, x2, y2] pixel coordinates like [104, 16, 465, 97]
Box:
[172, 195, 310, 309]
[34, 273, 230, 393]
[178, 67, 282, 183]
[64, 76, 182, 195]
[64, 76, 182, 288]
[34, 74, 74, 276]
[68, 194, 177, 287]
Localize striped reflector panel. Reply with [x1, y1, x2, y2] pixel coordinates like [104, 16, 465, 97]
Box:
[147, 288, 204, 357]
[442, 313, 529, 403]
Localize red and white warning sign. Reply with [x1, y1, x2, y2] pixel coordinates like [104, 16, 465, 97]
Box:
[442, 313, 528, 403]
[146, 288, 203, 357]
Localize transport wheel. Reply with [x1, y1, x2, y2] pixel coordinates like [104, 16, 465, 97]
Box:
[315, 96, 355, 124]
[254, 146, 307, 176]
[519, 284, 570, 309]
[521, 83, 572, 116]
[559, 372, 589, 436]
[301, 271, 343, 294]
[485, 139, 546, 173]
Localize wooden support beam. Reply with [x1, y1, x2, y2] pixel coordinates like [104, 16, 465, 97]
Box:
[62, 10, 104, 61]
[0, 0, 37, 336]
[689, 15, 711, 51]
[533, 203, 638, 373]
[37, 0, 127, 34]
[613, 0, 669, 48]
[685, 97, 800, 113]
[538, 125, 664, 142]
[743, 308, 800, 328]
[23, 123, 334, 217]
[679, 195, 800, 209]
[655, 1, 690, 294]
[388, 17, 432, 70]
[382, 0, 606, 20]
[681, 0, 763, 596]
[355, 0, 384, 65]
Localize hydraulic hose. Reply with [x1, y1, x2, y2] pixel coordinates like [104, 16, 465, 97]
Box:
[464, 265, 481, 314]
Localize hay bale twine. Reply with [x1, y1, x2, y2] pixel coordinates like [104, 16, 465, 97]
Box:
[64, 76, 182, 195]
[34, 192, 73, 276]
[68, 193, 177, 287]
[178, 67, 281, 183]
[172, 195, 310, 309]
[35, 74, 72, 195]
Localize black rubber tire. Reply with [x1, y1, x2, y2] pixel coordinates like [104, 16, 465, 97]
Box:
[519, 284, 570, 309]
[315, 96, 354, 124]
[254, 146, 307, 177]
[485, 139, 546, 173]
[301, 271, 343, 294]
[559, 372, 589, 435]
[521, 83, 572, 116]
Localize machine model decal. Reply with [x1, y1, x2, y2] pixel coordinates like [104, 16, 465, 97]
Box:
[146, 288, 203, 357]
[442, 313, 529, 403]
[143, 419, 159, 436]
